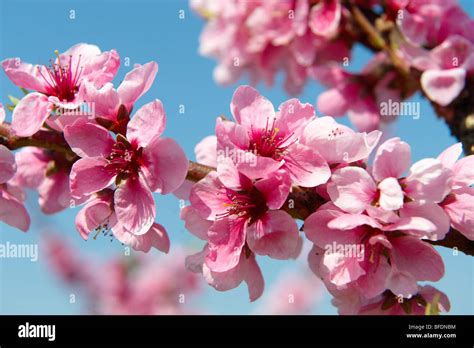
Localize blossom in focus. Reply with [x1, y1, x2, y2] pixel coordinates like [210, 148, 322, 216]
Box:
[327, 137, 453, 240]
[304, 202, 445, 300]
[216, 85, 330, 187]
[65, 99, 188, 236]
[81, 61, 158, 134]
[1, 43, 120, 136]
[183, 158, 301, 300]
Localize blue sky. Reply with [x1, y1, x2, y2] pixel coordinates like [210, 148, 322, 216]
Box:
[0, 0, 472, 315]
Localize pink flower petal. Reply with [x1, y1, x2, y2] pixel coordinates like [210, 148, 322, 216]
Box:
[309, 0, 341, 38]
[276, 98, 315, 137]
[437, 142, 462, 169]
[254, 170, 291, 210]
[216, 158, 252, 191]
[114, 221, 170, 253]
[82, 82, 120, 120]
[126, 99, 166, 147]
[11, 92, 52, 137]
[246, 210, 299, 260]
[230, 85, 275, 130]
[65, 44, 120, 87]
[322, 251, 366, 287]
[0, 145, 16, 183]
[13, 148, 49, 188]
[399, 201, 450, 240]
[390, 236, 444, 282]
[378, 177, 404, 211]
[328, 213, 382, 230]
[70, 157, 115, 199]
[421, 68, 466, 106]
[206, 217, 246, 272]
[405, 158, 453, 202]
[386, 270, 418, 298]
[38, 171, 71, 215]
[114, 176, 156, 236]
[1, 58, 49, 92]
[64, 119, 115, 158]
[195, 135, 217, 167]
[452, 155, 474, 188]
[302, 116, 381, 164]
[0, 189, 30, 232]
[317, 87, 350, 117]
[283, 143, 331, 187]
[141, 137, 189, 194]
[189, 172, 229, 220]
[442, 187, 474, 240]
[117, 62, 158, 110]
[372, 137, 412, 181]
[180, 206, 212, 240]
[327, 167, 377, 214]
[75, 195, 113, 240]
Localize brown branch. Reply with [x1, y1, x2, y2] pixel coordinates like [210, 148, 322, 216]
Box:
[0, 123, 75, 156]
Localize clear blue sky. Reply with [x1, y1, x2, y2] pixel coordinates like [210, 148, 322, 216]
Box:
[0, 0, 472, 315]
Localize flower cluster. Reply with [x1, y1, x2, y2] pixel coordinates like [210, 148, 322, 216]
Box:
[1, 41, 472, 315]
[192, 0, 474, 131]
[1, 44, 188, 253]
[182, 86, 472, 314]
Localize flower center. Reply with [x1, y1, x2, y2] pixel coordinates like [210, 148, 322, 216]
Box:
[248, 117, 296, 160]
[217, 186, 268, 225]
[38, 50, 83, 102]
[105, 137, 143, 180]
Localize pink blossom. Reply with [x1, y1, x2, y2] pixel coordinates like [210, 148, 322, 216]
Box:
[81, 62, 158, 133]
[64, 99, 188, 235]
[437, 143, 474, 240]
[300, 115, 381, 165]
[0, 144, 30, 232]
[397, 0, 474, 47]
[192, 0, 351, 94]
[216, 86, 330, 187]
[304, 202, 445, 300]
[184, 158, 301, 300]
[308, 0, 341, 38]
[327, 137, 452, 240]
[74, 189, 170, 253]
[13, 147, 77, 214]
[1, 43, 120, 136]
[402, 35, 474, 106]
[310, 55, 403, 131]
